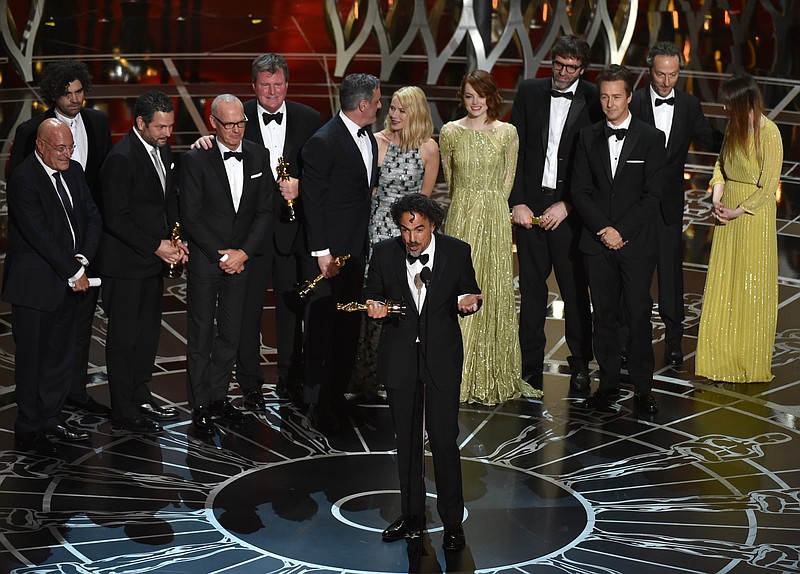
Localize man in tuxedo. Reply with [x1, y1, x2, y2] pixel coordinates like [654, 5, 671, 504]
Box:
[365, 193, 481, 551]
[8, 60, 113, 416]
[509, 35, 602, 392]
[300, 73, 381, 433]
[629, 41, 717, 367]
[571, 65, 666, 414]
[180, 94, 275, 436]
[95, 91, 188, 434]
[2, 119, 102, 454]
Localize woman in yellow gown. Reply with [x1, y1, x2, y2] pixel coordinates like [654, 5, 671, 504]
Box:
[696, 73, 783, 382]
[440, 70, 542, 404]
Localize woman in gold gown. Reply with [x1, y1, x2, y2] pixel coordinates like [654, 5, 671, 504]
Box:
[440, 70, 542, 404]
[696, 73, 783, 382]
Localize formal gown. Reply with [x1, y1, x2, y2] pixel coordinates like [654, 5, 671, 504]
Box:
[696, 116, 782, 382]
[352, 143, 427, 394]
[440, 121, 542, 404]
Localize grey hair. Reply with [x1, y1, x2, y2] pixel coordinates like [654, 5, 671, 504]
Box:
[339, 73, 381, 111]
[210, 93, 243, 115]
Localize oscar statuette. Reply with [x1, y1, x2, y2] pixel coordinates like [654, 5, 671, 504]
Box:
[295, 254, 350, 301]
[164, 223, 183, 279]
[337, 299, 407, 316]
[277, 156, 297, 223]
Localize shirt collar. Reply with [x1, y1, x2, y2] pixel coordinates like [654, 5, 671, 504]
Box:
[551, 79, 579, 96]
[649, 86, 675, 104]
[606, 113, 632, 131]
[54, 109, 81, 128]
[132, 127, 158, 154]
[217, 140, 243, 157]
[407, 233, 436, 264]
[258, 101, 287, 118]
[339, 110, 367, 139]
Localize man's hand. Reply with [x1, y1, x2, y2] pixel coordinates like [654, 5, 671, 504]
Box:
[539, 201, 571, 231]
[156, 239, 184, 264]
[278, 177, 300, 202]
[511, 204, 535, 229]
[365, 299, 387, 319]
[597, 226, 626, 250]
[218, 249, 248, 274]
[71, 274, 90, 292]
[317, 254, 340, 278]
[191, 135, 215, 150]
[458, 294, 484, 314]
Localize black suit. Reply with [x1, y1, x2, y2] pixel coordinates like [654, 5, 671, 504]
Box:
[95, 130, 178, 421]
[8, 106, 112, 403]
[571, 116, 666, 391]
[236, 99, 322, 393]
[180, 141, 275, 409]
[509, 78, 603, 379]
[364, 233, 479, 527]
[300, 114, 378, 406]
[2, 154, 101, 435]
[629, 87, 716, 348]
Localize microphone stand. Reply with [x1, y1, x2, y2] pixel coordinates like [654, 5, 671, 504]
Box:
[414, 266, 432, 555]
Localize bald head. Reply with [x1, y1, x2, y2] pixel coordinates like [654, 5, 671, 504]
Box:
[36, 119, 75, 172]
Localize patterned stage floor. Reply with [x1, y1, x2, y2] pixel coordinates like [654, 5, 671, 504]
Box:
[1, 170, 799, 573]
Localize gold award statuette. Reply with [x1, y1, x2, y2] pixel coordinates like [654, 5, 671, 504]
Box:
[295, 254, 350, 301]
[337, 298, 407, 316]
[277, 156, 297, 223]
[164, 222, 183, 279]
[509, 211, 540, 226]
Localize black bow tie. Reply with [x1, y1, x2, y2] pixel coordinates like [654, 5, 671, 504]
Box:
[407, 253, 429, 265]
[604, 126, 627, 140]
[223, 151, 244, 161]
[655, 97, 675, 107]
[357, 126, 369, 137]
[262, 111, 283, 125]
[550, 90, 574, 100]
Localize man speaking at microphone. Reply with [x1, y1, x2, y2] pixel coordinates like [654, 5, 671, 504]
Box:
[363, 193, 481, 551]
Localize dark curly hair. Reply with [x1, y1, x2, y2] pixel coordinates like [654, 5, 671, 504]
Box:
[390, 193, 445, 230]
[38, 60, 93, 106]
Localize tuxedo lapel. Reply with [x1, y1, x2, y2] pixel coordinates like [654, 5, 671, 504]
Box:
[667, 92, 687, 158]
[209, 149, 235, 212]
[596, 125, 613, 184]
[537, 88, 550, 155]
[244, 100, 265, 147]
[561, 90, 586, 153]
[391, 241, 416, 312]
[617, 125, 640, 173]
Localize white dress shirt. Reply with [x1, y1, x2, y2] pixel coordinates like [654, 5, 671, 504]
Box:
[339, 111, 373, 182]
[406, 234, 436, 313]
[55, 109, 88, 170]
[218, 141, 244, 212]
[606, 113, 632, 178]
[649, 86, 675, 147]
[542, 80, 579, 189]
[258, 101, 286, 180]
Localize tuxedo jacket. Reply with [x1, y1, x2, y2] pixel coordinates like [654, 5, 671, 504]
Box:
[8, 107, 112, 201]
[571, 116, 666, 258]
[2, 154, 102, 311]
[179, 139, 276, 275]
[630, 87, 716, 225]
[94, 129, 178, 279]
[243, 99, 322, 255]
[364, 234, 480, 392]
[509, 78, 603, 212]
[300, 114, 379, 258]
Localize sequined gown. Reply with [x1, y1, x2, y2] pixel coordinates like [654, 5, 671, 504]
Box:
[440, 121, 541, 404]
[696, 116, 782, 382]
[351, 143, 426, 394]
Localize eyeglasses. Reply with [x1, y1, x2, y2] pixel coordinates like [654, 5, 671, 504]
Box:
[552, 60, 582, 74]
[40, 139, 76, 155]
[212, 115, 248, 130]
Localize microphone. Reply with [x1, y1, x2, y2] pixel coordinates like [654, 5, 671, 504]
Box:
[420, 266, 432, 286]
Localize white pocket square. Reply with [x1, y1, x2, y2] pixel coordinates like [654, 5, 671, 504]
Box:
[626, 160, 645, 164]
[250, 172, 262, 179]
[170, 163, 175, 169]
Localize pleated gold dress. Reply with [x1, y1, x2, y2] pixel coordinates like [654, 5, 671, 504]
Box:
[440, 121, 542, 404]
[696, 116, 783, 382]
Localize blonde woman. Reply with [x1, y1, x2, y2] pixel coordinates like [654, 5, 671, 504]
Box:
[696, 73, 783, 382]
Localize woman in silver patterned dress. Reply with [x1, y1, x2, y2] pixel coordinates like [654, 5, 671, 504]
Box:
[351, 86, 440, 397]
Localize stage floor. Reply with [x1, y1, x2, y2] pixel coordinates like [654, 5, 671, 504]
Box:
[1, 175, 800, 574]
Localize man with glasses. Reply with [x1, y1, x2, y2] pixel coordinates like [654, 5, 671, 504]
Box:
[510, 35, 603, 393]
[3, 119, 102, 454]
[8, 60, 113, 418]
[95, 90, 187, 434]
[180, 94, 275, 436]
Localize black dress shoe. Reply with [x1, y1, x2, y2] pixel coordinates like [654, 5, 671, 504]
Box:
[112, 416, 163, 434]
[242, 389, 266, 411]
[382, 515, 422, 542]
[665, 346, 683, 367]
[634, 391, 659, 413]
[46, 423, 90, 442]
[569, 370, 590, 392]
[65, 396, 111, 416]
[209, 399, 245, 424]
[307, 403, 340, 434]
[522, 372, 543, 391]
[15, 432, 58, 455]
[192, 406, 216, 436]
[139, 403, 180, 421]
[442, 524, 466, 550]
[583, 386, 620, 410]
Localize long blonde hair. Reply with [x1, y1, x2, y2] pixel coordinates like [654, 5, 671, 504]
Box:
[719, 73, 764, 165]
[382, 86, 434, 151]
